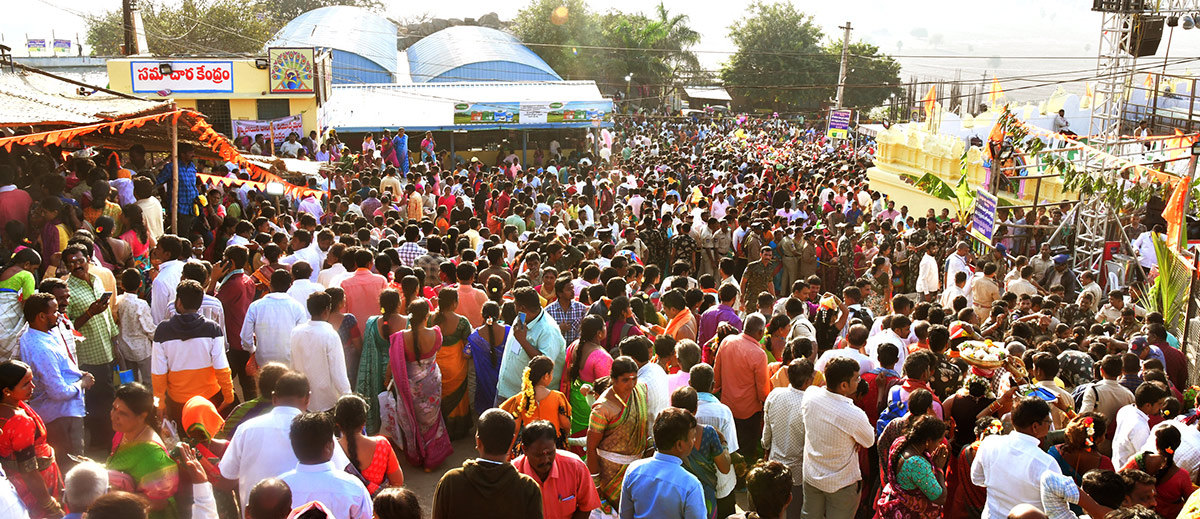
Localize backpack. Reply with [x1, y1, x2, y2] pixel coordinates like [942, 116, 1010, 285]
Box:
[876, 385, 908, 436]
[1071, 382, 1096, 412]
[849, 305, 874, 331]
[855, 369, 900, 426]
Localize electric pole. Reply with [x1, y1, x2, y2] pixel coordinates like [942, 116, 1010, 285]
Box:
[835, 21, 852, 109]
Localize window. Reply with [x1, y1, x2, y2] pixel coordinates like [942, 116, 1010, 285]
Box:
[196, 99, 232, 137]
[256, 99, 291, 121]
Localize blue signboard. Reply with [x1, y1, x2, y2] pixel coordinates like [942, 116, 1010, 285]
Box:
[827, 109, 852, 139]
[971, 188, 998, 246]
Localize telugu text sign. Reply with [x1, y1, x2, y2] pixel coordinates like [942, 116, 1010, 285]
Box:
[827, 109, 852, 139]
[130, 61, 234, 94]
[971, 188, 999, 247]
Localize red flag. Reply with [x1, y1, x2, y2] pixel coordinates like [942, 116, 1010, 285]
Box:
[923, 85, 937, 121]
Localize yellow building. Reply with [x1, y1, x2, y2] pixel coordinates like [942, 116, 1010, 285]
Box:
[106, 50, 330, 144]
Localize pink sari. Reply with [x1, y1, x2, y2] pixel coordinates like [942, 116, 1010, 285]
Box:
[387, 327, 453, 470]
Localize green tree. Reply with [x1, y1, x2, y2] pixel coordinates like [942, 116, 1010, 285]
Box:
[720, 1, 828, 112]
[597, 3, 699, 105]
[509, 0, 599, 80]
[826, 41, 902, 110]
[85, 0, 382, 56]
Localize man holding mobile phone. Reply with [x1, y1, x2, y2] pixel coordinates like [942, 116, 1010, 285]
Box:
[494, 287, 567, 405]
[61, 244, 119, 449]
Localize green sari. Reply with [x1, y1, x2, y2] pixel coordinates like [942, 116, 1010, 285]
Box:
[589, 384, 649, 511]
[357, 315, 391, 435]
[107, 438, 180, 519]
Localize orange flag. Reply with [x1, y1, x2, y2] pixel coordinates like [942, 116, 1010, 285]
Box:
[988, 76, 1004, 106]
[1163, 178, 1188, 250]
[923, 85, 937, 121]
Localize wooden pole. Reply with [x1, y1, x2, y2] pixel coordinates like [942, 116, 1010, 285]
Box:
[170, 105, 179, 234]
[268, 121, 276, 157]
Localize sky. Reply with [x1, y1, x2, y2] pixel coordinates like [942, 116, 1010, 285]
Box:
[9, 0, 1200, 101]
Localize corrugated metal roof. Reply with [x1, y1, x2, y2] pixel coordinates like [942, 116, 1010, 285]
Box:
[323, 80, 604, 131]
[0, 72, 169, 127]
[683, 86, 732, 102]
[267, 6, 398, 76]
[406, 26, 561, 83]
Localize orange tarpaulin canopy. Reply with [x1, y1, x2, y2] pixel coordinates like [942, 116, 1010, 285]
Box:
[0, 108, 323, 199]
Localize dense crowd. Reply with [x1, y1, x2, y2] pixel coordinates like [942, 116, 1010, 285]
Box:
[0, 111, 1190, 519]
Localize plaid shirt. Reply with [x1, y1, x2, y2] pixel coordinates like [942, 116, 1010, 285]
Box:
[66, 273, 117, 365]
[157, 160, 199, 215]
[1039, 472, 1079, 519]
[545, 299, 587, 344]
[396, 242, 427, 267]
[413, 252, 445, 284]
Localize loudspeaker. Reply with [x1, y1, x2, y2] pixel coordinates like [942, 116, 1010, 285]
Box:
[1123, 16, 1165, 57]
[1143, 195, 1167, 229]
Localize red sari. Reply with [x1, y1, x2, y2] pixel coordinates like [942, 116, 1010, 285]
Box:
[946, 442, 987, 519]
[0, 401, 62, 515]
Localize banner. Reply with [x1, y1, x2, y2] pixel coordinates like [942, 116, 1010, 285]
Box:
[452, 100, 614, 126]
[53, 39, 72, 55]
[26, 39, 45, 54]
[231, 115, 304, 144]
[970, 188, 999, 247]
[130, 61, 234, 94]
[268, 47, 316, 94]
[827, 109, 851, 139]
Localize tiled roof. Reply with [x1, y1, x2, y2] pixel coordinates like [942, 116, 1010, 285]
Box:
[0, 71, 168, 128]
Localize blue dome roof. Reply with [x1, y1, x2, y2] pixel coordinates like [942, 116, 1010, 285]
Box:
[406, 26, 562, 83]
[268, 6, 398, 77]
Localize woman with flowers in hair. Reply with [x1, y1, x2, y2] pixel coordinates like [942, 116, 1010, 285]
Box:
[1047, 412, 1114, 515]
[945, 417, 1005, 519]
[1122, 423, 1194, 518]
[500, 355, 571, 449]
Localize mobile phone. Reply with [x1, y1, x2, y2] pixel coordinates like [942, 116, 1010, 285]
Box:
[517, 312, 527, 325]
[99, 292, 113, 305]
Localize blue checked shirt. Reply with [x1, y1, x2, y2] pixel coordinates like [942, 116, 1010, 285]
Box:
[157, 160, 199, 215]
[545, 299, 587, 345]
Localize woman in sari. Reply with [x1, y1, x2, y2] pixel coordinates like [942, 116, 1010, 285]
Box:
[501, 356, 571, 450]
[604, 296, 643, 356]
[326, 287, 363, 390]
[387, 299, 452, 471]
[107, 382, 180, 519]
[877, 415, 949, 519]
[0, 361, 65, 519]
[863, 256, 892, 318]
[466, 301, 508, 418]
[430, 288, 472, 440]
[0, 248, 40, 360]
[334, 394, 403, 496]
[119, 205, 154, 294]
[946, 417, 1002, 519]
[586, 356, 649, 512]
[561, 316, 612, 436]
[93, 216, 131, 271]
[358, 289, 406, 435]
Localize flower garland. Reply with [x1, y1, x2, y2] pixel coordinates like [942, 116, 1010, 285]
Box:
[516, 366, 539, 419]
[1083, 416, 1096, 450]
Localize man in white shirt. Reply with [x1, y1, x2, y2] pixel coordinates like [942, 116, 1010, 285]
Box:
[1130, 225, 1165, 272]
[800, 356, 874, 519]
[1078, 354, 1135, 455]
[278, 133, 304, 158]
[1005, 266, 1038, 299]
[219, 372, 350, 512]
[945, 241, 973, 296]
[289, 292, 351, 413]
[689, 363, 739, 517]
[1096, 290, 1145, 324]
[1113, 382, 1169, 466]
[915, 242, 939, 302]
[279, 412, 372, 519]
[865, 315, 911, 370]
[241, 270, 308, 367]
[280, 230, 322, 282]
[285, 263, 324, 315]
[971, 397, 1063, 519]
[150, 235, 187, 323]
[625, 336, 669, 427]
[940, 271, 970, 311]
[815, 324, 876, 375]
[764, 359, 813, 517]
[1076, 270, 1103, 313]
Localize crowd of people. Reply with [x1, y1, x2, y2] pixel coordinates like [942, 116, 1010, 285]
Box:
[0, 109, 1191, 519]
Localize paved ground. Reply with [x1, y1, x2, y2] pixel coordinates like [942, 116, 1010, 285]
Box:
[398, 435, 478, 518]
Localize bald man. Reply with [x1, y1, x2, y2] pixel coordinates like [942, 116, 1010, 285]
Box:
[247, 478, 292, 519]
